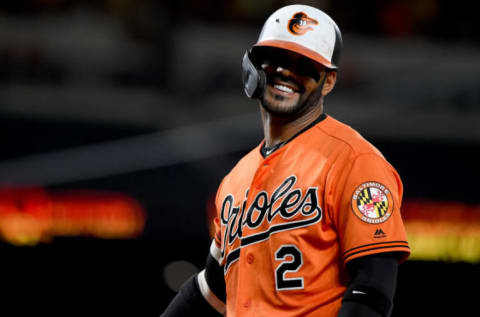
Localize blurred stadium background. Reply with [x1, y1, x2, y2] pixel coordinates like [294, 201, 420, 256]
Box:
[0, 0, 478, 316]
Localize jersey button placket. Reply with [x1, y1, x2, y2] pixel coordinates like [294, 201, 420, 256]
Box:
[243, 159, 271, 314]
[253, 158, 272, 190]
[240, 252, 255, 313]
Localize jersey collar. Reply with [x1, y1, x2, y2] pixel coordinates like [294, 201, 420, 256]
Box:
[260, 113, 327, 158]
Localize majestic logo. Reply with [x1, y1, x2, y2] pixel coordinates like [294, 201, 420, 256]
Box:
[374, 228, 387, 238]
[352, 182, 393, 224]
[220, 175, 322, 273]
[288, 12, 318, 35]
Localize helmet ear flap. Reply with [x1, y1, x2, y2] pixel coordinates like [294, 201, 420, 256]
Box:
[242, 50, 266, 99]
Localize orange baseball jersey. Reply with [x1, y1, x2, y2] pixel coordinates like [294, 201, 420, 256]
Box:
[211, 114, 410, 317]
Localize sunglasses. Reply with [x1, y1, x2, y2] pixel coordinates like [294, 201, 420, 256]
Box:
[254, 47, 323, 81]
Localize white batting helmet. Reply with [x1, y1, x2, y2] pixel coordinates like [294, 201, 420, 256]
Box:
[242, 5, 342, 98]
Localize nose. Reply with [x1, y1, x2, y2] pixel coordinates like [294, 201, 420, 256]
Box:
[275, 65, 295, 77]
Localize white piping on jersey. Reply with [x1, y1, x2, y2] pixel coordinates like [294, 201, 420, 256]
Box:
[210, 240, 223, 264]
[197, 270, 226, 315]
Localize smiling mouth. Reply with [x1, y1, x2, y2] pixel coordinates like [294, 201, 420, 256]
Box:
[270, 79, 302, 95]
[274, 84, 295, 93]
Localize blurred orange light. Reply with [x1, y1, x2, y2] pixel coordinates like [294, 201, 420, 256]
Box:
[402, 199, 480, 263]
[0, 187, 146, 246]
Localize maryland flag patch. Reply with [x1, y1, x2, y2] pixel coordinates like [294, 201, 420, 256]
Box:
[351, 182, 393, 224]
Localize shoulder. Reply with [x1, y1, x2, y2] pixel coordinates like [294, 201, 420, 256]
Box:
[315, 115, 385, 159]
[230, 144, 263, 174]
[217, 143, 263, 191]
[317, 116, 402, 193]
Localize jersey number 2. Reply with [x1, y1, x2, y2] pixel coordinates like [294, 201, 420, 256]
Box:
[275, 245, 304, 291]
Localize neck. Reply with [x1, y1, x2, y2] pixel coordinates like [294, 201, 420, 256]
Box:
[260, 103, 324, 148]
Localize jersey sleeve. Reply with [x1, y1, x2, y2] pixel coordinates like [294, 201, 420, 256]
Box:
[211, 175, 228, 265]
[211, 217, 223, 263]
[333, 153, 410, 265]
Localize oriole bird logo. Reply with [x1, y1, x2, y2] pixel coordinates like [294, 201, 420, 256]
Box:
[288, 12, 318, 35]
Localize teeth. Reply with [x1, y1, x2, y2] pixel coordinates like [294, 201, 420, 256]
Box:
[274, 84, 294, 93]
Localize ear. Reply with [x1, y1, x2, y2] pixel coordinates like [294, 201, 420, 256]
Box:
[321, 71, 337, 96]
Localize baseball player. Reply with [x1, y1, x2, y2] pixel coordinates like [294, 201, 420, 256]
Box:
[162, 4, 409, 317]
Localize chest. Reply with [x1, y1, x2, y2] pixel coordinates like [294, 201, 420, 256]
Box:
[217, 149, 334, 269]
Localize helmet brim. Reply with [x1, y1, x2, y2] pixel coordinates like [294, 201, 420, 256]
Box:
[254, 40, 337, 70]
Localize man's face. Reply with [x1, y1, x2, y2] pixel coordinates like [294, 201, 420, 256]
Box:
[257, 47, 326, 116]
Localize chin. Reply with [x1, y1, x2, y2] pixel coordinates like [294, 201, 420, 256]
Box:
[261, 100, 302, 116]
[261, 93, 302, 116]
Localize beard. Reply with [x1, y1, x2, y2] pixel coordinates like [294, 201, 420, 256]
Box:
[260, 83, 324, 117]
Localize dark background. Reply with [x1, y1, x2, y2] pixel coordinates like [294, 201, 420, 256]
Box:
[0, 1, 479, 316]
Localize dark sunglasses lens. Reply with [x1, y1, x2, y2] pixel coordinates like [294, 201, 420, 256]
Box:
[298, 59, 321, 81]
[255, 47, 321, 81]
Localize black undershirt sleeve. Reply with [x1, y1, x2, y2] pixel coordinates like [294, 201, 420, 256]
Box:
[161, 253, 225, 317]
[160, 274, 221, 317]
[205, 253, 227, 302]
[338, 253, 399, 317]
